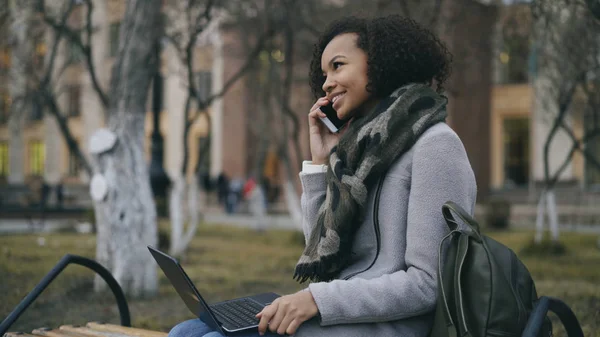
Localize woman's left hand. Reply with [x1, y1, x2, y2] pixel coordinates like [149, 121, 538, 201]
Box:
[256, 290, 319, 335]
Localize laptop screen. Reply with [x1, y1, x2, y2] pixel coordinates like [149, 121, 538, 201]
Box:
[147, 246, 223, 333]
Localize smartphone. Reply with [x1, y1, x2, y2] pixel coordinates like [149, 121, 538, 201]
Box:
[319, 102, 348, 133]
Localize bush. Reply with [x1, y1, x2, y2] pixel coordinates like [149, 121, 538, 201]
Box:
[158, 227, 170, 252]
[155, 197, 168, 218]
[485, 197, 511, 230]
[521, 238, 568, 256]
[85, 208, 97, 233]
[288, 230, 306, 247]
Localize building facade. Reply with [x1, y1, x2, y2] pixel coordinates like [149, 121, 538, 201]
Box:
[489, 3, 600, 205]
[1, 1, 598, 210]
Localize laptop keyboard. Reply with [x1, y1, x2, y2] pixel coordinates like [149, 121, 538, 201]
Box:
[210, 298, 265, 331]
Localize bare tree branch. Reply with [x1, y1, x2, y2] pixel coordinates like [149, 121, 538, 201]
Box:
[169, 0, 274, 175]
[398, 0, 412, 18]
[534, 0, 600, 189]
[279, 0, 304, 170]
[559, 121, 600, 174]
[548, 133, 578, 188]
[39, 1, 76, 87]
[542, 75, 580, 189]
[196, 27, 275, 112]
[178, 0, 216, 175]
[587, 0, 600, 18]
[42, 0, 109, 109]
[427, 0, 444, 28]
[31, 1, 92, 175]
[42, 88, 92, 175]
[81, 0, 108, 110]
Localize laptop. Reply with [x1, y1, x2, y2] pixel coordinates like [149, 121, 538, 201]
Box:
[148, 246, 281, 336]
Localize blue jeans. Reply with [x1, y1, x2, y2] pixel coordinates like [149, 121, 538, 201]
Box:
[168, 319, 281, 337]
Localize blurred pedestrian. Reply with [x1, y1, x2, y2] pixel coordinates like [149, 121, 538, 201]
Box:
[243, 177, 267, 232]
[56, 181, 64, 209]
[225, 177, 243, 214]
[216, 173, 229, 211]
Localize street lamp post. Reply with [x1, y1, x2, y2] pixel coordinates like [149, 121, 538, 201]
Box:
[148, 44, 170, 199]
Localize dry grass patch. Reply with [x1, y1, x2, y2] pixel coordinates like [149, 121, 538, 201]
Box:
[0, 225, 598, 336]
[485, 229, 600, 336]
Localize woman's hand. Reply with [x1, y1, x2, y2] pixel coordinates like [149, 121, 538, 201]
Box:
[256, 290, 319, 336]
[308, 97, 343, 165]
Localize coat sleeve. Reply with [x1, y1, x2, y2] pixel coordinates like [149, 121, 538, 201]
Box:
[299, 170, 328, 243]
[307, 129, 478, 326]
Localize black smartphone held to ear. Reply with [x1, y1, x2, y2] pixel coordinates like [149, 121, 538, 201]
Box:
[319, 102, 348, 133]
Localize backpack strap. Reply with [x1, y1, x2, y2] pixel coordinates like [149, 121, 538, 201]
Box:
[522, 296, 583, 337]
[436, 232, 472, 337]
[453, 235, 472, 337]
[436, 231, 458, 337]
[442, 201, 482, 241]
[434, 201, 481, 337]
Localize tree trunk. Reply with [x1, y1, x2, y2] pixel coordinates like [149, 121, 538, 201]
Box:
[535, 189, 561, 244]
[546, 189, 560, 242]
[91, 0, 163, 297]
[169, 175, 186, 256]
[534, 81, 564, 244]
[278, 7, 302, 230]
[283, 177, 302, 230]
[535, 189, 546, 244]
[280, 156, 302, 230]
[168, 174, 201, 256]
[248, 185, 267, 231]
[185, 175, 201, 244]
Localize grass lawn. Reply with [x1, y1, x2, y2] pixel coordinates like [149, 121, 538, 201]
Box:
[1, 224, 599, 336]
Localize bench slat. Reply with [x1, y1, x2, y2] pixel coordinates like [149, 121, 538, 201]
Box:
[31, 327, 89, 337]
[85, 323, 167, 337]
[58, 326, 125, 337]
[4, 323, 166, 337]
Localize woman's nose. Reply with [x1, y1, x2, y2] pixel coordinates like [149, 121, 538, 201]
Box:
[322, 76, 336, 94]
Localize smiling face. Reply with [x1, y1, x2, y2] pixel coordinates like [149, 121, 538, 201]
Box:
[321, 33, 378, 121]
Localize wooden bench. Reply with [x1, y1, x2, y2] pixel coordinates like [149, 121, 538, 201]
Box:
[4, 322, 167, 337]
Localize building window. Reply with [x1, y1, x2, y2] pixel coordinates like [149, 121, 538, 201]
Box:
[586, 148, 600, 186]
[109, 21, 121, 57]
[0, 91, 9, 124]
[30, 98, 43, 121]
[68, 38, 84, 64]
[67, 85, 81, 117]
[496, 38, 530, 84]
[495, 6, 531, 85]
[33, 40, 47, 67]
[29, 141, 45, 176]
[195, 71, 212, 102]
[68, 150, 80, 177]
[0, 141, 8, 177]
[503, 118, 530, 187]
[0, 48, 10, 71]
[585, 115, 600, 186]
[196, 136, 211, 173]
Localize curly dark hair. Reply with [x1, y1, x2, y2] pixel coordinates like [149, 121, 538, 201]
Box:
[309, 15, 452, 99]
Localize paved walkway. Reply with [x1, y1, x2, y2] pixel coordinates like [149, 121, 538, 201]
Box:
[0, 211, 300, 234]
[0, 219, 75, 234]
[1, 211, 599, 234]
[203, 212, 299, 230]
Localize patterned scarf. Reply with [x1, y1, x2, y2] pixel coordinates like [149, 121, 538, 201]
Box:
[294, 83, 448, 283]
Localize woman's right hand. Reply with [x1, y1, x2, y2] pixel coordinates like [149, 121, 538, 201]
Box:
[308, 97, 343, 165]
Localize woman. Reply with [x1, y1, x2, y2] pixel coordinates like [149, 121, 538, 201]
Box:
[168, 15, 477, 337]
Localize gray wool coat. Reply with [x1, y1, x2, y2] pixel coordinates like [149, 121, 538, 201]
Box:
[293, 123, 477, 337]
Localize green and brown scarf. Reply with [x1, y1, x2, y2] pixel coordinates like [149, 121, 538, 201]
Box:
[294, 83, 448, 283]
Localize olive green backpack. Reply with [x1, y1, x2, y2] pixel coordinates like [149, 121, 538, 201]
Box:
[429, 201, 584, 337]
